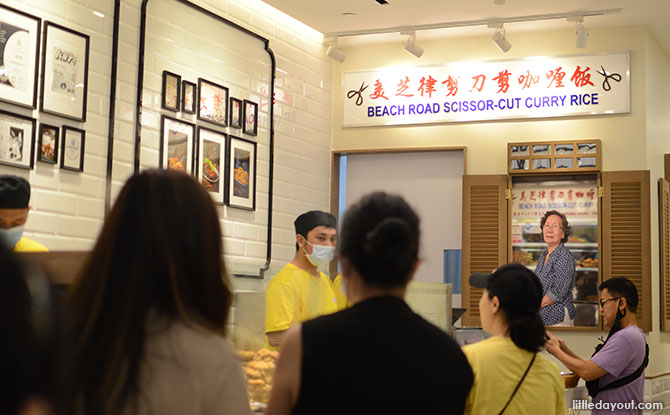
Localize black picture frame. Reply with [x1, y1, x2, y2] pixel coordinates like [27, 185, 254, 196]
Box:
[0, 4, 41, 109]
[226, 135, 256, 210]
[160, 115, 196, 175]
[0, 109, 36, 170]
[40, 21, 90, 121]
[182, 80, 196, 114]
[243, 99, 258, 136]
[197, 78, 228, 127]
[60, 125, 85, 172]
[229, 97, 242, 129]
[161, 71, 181, 112]
[197, 126, 227, 204]
[37, 123, 59, 164]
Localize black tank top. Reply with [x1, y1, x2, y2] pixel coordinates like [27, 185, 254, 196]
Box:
[294, 296, 473, 415]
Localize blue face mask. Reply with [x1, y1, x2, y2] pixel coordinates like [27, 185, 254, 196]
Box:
[303, 240, 336, 267]
[0, 225, 25, 249]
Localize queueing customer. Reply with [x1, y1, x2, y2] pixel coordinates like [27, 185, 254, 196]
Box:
[546, 277, 648, 415]
[535, 210, 575, 326]
[0, 175, 48, 252]
[65, 170, 250, 415]
[465, 264, 565, 414]
[266, 192, 473, 415]
[265, 210, 338, 348]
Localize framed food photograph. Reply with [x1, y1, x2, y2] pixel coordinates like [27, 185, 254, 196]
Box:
[0, 5, 41, 108]
[0, 110, 35, 169]
[197, 78, 228, 127]
[229, 97, 242, 129]
[226, 135, 256, 210]
[40, 21, 90, 121]
[60, 126, 85, 172]
[37, 123, 59, 164]
[243, 99, 258, 136]
[182, 80, 196, 114]
[161, 70, 180, 112]
[197, 127, 226, 204]
[160, 115, 195, 175]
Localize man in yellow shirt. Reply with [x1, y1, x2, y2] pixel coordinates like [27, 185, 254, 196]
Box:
[265, 210, 338, 348]
[0, 175, 48, 252]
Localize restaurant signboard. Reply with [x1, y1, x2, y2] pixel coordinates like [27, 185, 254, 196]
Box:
[342, 52, 630, 127]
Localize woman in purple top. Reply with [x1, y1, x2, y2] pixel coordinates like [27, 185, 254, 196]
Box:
[534, 210, 576, 326]
[545, 278, 647, 415]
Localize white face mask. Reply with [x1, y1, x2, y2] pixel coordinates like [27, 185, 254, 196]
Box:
[0, 225, 25, 249]
[303, 239, 336, 267]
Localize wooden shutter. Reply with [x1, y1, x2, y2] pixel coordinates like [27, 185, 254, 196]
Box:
[660, 178, 670, 331]
[461, 175, 508, 327]
[602, 171, 651, 332]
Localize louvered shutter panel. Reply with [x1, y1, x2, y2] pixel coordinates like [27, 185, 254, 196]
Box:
[602, 171, 651, 332]
[659, 179, 670, 331]
[461, 175, 508, 327]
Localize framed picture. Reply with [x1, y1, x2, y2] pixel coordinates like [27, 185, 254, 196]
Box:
[182, 80, 196, 114]
[0, 5, 41, 108]
[243, 99, 258, 136]
[0, 110, 35, 170]
[60, 126, 85, 172]
[160, 115, 195, 175]
[197, 78, 228, 127]
[37, 124, 59, 164]
[40, 21, 90, 121]
[161, 71, 180, 111]
[197, 127, 226, 204]
[229, 97, 242, 129]
[226, 135, 256, 210]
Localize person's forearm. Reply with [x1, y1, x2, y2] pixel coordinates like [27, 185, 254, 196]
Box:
[554, 351, 599, 381]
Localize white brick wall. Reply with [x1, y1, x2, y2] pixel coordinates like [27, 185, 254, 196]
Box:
[2, 0, 333, 292]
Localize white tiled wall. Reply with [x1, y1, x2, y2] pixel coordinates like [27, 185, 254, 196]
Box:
[3, 0, 333, 291]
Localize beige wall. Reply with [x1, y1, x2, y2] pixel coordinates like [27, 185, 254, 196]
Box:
[331, 25, 670, 376]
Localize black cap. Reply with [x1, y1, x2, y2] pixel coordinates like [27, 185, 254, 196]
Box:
[0, 175, 30, 209]
[294, 210, 336, 237]
[469, 263, 543, 312]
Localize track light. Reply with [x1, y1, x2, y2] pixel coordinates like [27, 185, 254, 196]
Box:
[401, 30, 424, 58]
[568, 16, 589, 48]
[325, 37, 347, 63]
[488, 23, 511, 53]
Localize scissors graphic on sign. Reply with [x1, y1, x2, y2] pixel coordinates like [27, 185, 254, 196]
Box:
[597, 66, 622, 92]
[347, 82, 368, 106]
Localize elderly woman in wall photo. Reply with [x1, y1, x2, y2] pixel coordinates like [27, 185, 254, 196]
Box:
[535, 210, 576, 326]
[64, 170, 251, 415]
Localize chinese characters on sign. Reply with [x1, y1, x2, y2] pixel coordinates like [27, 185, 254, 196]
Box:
[512, 185, 598, 219]
[342, 52, 630, 127]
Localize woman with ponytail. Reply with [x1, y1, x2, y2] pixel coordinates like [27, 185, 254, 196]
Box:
[266, 192, 473, 415]
[464, 263, 565, 415]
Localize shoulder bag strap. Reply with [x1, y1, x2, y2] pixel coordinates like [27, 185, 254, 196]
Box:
[498, 353, 537, 415]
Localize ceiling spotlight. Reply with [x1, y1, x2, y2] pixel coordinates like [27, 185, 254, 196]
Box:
[488, 23, 511, 53]
[324, 37, 346, 63]
[575, 23, 588, 48]
[401, 30, 424, 58]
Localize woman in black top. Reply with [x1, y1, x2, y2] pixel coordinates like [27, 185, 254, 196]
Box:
[266, 192, 473, 415]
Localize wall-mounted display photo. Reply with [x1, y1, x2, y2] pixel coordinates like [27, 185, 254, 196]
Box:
[0, 110, 35, 170]
[160, 115, 195, 175]
[227, 135, 256, 210]
[197, 127, 226, 204]
[38, 124, 59, 164]
[243, 100, 258, 136]
[40, 21, 90, 121]
[60, 126, 85, 172]
[161, 70, 181, 112]
[0, 5, 41, 108]
[197, 78, 228, 127]
[229, 97, 242, 129]
[182, 80, 196, 114]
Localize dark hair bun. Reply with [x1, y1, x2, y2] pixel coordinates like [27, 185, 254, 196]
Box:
[363, 218, 413, 264]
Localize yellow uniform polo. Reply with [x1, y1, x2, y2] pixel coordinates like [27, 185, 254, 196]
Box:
[462, 336, 565, 415]
[332, 274, 351, 311]
[265, 263, 338, 335]
[13, 236, 48, 252]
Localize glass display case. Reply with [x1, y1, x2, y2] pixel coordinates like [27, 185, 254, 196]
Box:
[511, 175, 600, 327]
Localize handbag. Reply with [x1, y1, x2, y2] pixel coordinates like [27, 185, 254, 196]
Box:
[498, 353, 536, 415]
